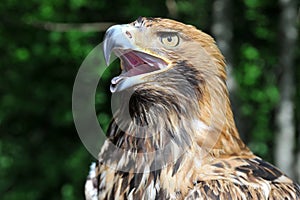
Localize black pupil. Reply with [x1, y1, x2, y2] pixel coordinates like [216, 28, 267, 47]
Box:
[167, 36, 172, 42]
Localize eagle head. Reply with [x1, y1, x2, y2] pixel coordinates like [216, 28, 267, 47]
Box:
[104, 17, 226, 94]
[102, 17, 250, 166]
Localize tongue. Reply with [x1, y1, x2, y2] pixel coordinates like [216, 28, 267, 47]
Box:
[124, 63, 158, 77]
[118, 51, 164, 77]
[127, 52, 144, 66]
[120, 52, 144, 71]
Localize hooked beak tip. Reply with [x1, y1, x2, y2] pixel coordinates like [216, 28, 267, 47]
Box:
[103, 26, 116, 66]
[103, 40, 111, 66]
[102, 24, 136, 67]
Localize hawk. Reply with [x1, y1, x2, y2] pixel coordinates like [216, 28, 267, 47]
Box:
[85, 17, 299, 199]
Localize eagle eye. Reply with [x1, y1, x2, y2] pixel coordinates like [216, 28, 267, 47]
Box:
[159, 33, 179, 47]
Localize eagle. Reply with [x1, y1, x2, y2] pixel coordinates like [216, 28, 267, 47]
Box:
[85, 17, 300, 200]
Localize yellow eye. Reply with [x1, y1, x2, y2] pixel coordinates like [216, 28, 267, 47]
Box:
[160, 33, 179, 47]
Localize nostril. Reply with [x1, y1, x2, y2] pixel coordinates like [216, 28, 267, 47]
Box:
[125, 31, 132, 39]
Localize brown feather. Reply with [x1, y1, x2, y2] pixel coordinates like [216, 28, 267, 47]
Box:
[85, 17, 300, 200]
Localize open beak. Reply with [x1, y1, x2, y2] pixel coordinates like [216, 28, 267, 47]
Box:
[103, 25, 168, 93]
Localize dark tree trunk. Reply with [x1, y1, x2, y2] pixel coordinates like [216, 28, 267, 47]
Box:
[211, 0, 246, 139]
[275, 0, 298, 179]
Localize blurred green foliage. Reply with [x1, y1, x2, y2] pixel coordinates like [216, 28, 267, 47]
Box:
[0, 0, 299, 199]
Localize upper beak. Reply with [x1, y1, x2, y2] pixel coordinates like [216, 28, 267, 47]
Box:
[103, 24, 136, 66]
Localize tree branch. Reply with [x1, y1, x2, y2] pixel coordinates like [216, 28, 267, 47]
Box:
[29, 21, 115, 32]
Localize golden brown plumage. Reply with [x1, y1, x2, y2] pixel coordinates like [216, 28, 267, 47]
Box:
[85, 17, 299, 200]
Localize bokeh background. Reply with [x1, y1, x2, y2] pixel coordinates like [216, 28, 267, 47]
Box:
[0, 0, 299, 199]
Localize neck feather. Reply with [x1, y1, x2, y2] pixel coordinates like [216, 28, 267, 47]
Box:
[104, 62, 251, 173]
